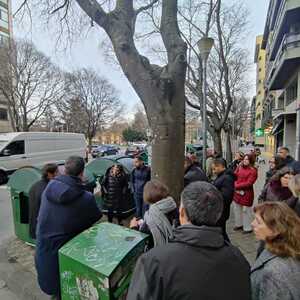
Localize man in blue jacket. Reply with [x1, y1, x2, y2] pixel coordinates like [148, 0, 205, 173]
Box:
[131, 155, 151, 219]
[35, 156, 102, 299]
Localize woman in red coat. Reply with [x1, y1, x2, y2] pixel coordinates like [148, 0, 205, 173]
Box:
[233, 154, 258, 233]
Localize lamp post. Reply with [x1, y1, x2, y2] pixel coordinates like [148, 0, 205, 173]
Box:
[198, 37, 214, 171]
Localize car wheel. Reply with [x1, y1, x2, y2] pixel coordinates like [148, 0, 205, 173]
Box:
[0, 170, 8, 185]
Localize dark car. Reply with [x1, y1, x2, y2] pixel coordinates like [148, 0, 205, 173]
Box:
[91, 145, 118, 158]
[125, 146, 141, 157]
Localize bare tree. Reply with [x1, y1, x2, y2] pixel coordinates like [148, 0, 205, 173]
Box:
[59, 68, 122, 146]
[182, 0, 250, 156]
[0, 39, 63, 131]
[16, 0, 188, 199]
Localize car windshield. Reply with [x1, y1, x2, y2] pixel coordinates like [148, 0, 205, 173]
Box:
[98, 146, 108, 150]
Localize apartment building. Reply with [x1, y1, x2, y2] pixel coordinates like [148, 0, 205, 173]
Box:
[261, 0, 300, 158]
[0, 0, 12, 132]
[254, 35, 267, 147]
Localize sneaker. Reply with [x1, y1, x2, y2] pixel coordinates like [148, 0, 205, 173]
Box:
[233, 226, 243, 231]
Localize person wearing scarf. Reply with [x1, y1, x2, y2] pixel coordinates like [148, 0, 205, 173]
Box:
[130, 179, 178, 247]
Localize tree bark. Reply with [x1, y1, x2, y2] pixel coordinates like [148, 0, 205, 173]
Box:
[225, 131, 232, 163]
[212, 129, 222, 156]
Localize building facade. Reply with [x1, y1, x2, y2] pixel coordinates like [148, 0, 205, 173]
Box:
[254, 35, 267, 146]
[261, 0, 300, 158]
[0, 0, 12, 133]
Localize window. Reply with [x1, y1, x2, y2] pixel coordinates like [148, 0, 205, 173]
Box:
[286, 80, 298, 106]
[0, 108, 7, 120]
[2, 141, 25, 156]
[0, 7, 8, 22]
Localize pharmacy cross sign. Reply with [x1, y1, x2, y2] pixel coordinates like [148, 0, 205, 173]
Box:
[255, 128, 264, 137]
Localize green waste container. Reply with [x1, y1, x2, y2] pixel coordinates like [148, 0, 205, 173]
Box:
[7, 167, 41, 245]
[59, 222, 149, 300]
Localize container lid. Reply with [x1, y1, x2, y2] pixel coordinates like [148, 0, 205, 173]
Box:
[7, 167, 41, 194]
[59, 222, 148, 277]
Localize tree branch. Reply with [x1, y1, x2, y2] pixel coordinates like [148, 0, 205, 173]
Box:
[135, 0, 159, 16]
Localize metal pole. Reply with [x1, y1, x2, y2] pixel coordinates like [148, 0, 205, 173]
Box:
[202, 57, 207, 172]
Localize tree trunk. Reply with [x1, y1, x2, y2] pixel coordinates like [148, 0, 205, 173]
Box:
[212, 130, 222, 156]
[149, 96, 185, 202]
[225, 131, 233, 163]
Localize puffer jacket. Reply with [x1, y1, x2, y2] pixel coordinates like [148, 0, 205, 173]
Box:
[102, 167, 129, 210]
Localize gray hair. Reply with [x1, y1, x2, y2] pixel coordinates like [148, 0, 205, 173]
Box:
[181, 181, 223, 226]
[65, 156, 85, 177]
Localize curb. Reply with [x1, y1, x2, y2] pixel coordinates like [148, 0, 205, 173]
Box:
[0, 238, 48, 300]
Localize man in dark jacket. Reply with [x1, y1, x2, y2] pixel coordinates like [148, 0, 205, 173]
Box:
[131, 155, 151, 219]
[28, 163, 58, 239]
[127, 182, 251, 300]
[184, 156, 208, 187]
[278, 146, 300, 174]
[35, 156, 102, 299]
[212, 158, 235, 242]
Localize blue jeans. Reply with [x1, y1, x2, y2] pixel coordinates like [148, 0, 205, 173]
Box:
[134, 194, 148, 219]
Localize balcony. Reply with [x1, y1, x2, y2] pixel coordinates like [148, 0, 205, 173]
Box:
[266, 32, 300, 90]
[268, 0, 300, 60]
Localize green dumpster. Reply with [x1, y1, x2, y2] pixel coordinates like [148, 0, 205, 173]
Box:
[7, 166, 41, 245]
[59, 222, 149, 300]
[7, 166, 97, 245]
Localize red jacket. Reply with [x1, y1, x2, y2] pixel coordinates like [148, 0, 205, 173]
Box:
[234, 166, 258, 207]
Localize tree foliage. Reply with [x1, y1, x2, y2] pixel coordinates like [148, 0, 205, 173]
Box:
[122, 127, 146, 143]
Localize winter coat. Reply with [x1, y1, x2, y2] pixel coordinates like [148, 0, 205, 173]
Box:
[101, 167, 129, 211]
[35, 175, 102, 296]
[213, 169, 235, 224]
[258, 179, 294, 203]
[28, 179, 49, 239]
[264, 169, 275, 186]
[251, 249, 300, 300]
[258, 180, 300, 217]
[283, 155, 300, 174]
[184, 164, 208, 187]
[130, 165, 151, 199]
[127, 225, 251, 300]
[234, 165, 258, 207]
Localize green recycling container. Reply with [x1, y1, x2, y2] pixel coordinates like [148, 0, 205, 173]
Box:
[59, 222, 149, 300]
[7, 167, 41, 245]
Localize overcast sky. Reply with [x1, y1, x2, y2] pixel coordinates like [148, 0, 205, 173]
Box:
[12, 0, 270, 114]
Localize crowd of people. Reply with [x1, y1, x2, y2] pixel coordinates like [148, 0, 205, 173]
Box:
[27, 146, 300, 300]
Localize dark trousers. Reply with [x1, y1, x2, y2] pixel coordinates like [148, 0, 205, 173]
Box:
[221, 222, 230, 243]
[134, 195, 148, 219]
[107, 209, 123, 225]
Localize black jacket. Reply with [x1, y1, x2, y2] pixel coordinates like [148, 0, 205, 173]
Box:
[127, 225, 251, 300]
[29, 179, 49, 239]
[213, 169, 235, 224]
[283, 155, 300, 174]
[102, 167, 129, 211]
[184, 164, 208, 187]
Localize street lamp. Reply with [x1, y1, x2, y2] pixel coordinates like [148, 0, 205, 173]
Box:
[197, 37, 214, 171]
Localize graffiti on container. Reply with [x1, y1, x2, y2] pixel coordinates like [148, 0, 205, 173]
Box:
[61, 271, 79, 299]
[76, 277, 99, 300]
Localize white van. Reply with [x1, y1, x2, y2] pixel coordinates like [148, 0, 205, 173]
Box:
[0, 132, 87, 184]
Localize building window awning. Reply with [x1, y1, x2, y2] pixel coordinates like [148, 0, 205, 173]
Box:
[271, 118, 284, 135]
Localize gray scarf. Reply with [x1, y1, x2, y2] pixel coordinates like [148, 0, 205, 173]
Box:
[144, 196, 177, 246]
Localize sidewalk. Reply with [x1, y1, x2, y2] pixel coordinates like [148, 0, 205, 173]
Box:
[0, 158, 269, 299]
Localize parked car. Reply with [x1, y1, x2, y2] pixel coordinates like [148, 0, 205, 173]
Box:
[0, 132, 86, 184]
[92, 145, 119, 158]
[125, 146, 141, 157]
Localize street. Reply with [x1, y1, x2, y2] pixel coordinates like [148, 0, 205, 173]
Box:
[0, 186, 20, 299]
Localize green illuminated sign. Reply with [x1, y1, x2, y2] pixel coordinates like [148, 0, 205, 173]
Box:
[255, 128, 264, 137]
